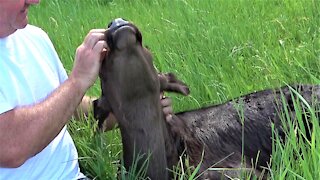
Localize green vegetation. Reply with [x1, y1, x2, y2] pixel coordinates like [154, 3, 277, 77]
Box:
[29, 0, 320, 179]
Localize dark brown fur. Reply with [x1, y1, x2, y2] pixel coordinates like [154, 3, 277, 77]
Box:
[93, 22, 189, 180]
[94, 20, 320, 179]
[171, 84, 320, 179]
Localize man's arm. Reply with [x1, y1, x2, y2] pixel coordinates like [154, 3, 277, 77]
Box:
[0, 29, 108, 168]
[0, 77, 87, 168]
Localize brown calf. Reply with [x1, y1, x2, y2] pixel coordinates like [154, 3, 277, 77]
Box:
[94, 18, 320, 179]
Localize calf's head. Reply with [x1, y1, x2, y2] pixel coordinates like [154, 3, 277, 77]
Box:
[94, 18, 161, 126]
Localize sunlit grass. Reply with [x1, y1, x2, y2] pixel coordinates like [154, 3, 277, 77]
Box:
[269, 87, 320, 179]
[29, 0, 320, 179]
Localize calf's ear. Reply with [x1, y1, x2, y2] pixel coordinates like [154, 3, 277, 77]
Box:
[135, 27, 142, 45]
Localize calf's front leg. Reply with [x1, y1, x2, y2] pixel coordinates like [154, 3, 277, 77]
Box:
[93, 96, 112, 130]
[159, 73, 190, 96]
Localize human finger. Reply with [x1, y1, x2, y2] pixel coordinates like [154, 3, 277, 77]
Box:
[88, 29, 106, 33]
[93, 41, 108, 54]
[160, 97, 172, 107]
[85, 33, 106, 49]
[165, 114, 173, 122]
[100, 48, 109, 61]
[162, 106, 173, 116]
[160, 92, 164, 99]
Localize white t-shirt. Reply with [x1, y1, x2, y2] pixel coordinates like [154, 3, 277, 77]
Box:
[0, 25, 85, 179]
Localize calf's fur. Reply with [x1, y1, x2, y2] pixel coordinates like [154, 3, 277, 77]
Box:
[170, 84, 320, 179]
[94, 22, 189, 180]
[94, 21, 320, 179]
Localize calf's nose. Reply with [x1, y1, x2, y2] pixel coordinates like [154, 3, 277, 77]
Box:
[108, 18, 129, 29]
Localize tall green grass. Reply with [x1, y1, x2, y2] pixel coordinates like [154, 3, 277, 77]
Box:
[29, 0, 320, 179]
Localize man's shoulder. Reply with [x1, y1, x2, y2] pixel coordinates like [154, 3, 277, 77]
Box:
[24, 24, 46, 34]
[13, 24, 51, 45]
[22, 24, 49, 40]
[16, 24, 55, 53]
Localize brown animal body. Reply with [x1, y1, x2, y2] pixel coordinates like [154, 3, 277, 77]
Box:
[94, 19, 189, 180]
[171, 84, 320, 179]
[94, 19, 320, 179]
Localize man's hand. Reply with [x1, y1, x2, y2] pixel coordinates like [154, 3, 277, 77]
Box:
[70, 29, 108, 91]
[160, 93, 173, 122]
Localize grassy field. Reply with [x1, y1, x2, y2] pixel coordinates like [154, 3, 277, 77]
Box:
[29, 0, 320, 179]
